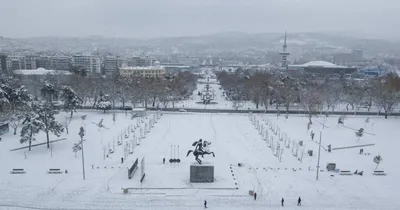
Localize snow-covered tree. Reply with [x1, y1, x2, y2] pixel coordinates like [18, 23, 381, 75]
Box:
[355, 128, 364, 141]
[371, 73, 400, 119]
[41, 81, 59, 105]
[35, 103, 64, 148]
[61, 86, 83, 117]
[9, 85, 32, 111]
[0, 86, 9, 113]
[9, 113, 25, 135]
[96, 93, 112, 113]
[63, 116, 72, 134]
[373, 155, 382, 170]
[20, 114, 44, 151]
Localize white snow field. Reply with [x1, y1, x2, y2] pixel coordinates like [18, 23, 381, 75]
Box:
[0, 110, 400, 210]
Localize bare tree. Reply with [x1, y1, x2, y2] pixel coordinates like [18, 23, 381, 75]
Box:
[322, 80, 343, 114]
[274, 74, 299, 114]
[63, 116, 72, 134]
[372, 73, 400, 119]
[299, 85, 323, 125]
[343, 81, 365, 112]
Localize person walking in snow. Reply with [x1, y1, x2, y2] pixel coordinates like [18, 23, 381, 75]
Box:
[297, 197, 302, 206]
[163, 158, 165, 164]
[281, 198, 284, 206]
[254, 192, 257, 200]
[204, 200, 207, 208]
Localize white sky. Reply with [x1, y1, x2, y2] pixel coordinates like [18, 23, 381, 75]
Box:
[0, 0, 399, 38]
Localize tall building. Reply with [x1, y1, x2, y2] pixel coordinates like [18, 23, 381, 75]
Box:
[24, 55, 37, 70]
[128, 56, 147, 67]
[0, 53, 7, 74]
[352, 49, 363, 61]
[104, 56, 119, 77]
[36, 56, 52, 70]
[280, 32, 290, 69]
[50, 56, 72, 70]
[6, 55, 25, 70]
[72, 55, 101, 74]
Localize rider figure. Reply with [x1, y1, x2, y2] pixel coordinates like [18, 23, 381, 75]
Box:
[195, 139, 205, 153]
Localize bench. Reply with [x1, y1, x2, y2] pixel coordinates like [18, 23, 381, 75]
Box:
[10, 169, 26, 174]
[48, 169, 63, 174]
[373, 171, 386, 176]
[339, 170, 352, 175]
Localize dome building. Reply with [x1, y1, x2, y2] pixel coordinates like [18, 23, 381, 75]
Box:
[288, 61, 357, 75]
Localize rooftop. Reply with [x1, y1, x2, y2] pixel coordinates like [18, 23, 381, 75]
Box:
[290, 61, 348, 68]
[13, 68, 72, 75]
[120, 66, 165, 71]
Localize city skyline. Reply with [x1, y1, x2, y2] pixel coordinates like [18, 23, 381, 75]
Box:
[0, 0, 399, 39]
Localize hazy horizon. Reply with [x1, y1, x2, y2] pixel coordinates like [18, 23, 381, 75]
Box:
[1, 0, 399, 39]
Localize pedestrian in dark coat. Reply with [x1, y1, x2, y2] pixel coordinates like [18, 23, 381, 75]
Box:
[298, 197, 302, 206]
[204, 200, 207, 208]
[254, 192, 257, 200]
[163, 158, 165, 164]
[121, 157, 124, 163]
[281, 198, 284, 206]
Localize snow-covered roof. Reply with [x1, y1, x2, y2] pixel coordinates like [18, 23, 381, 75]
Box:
[120, 66, 165, 71]
[290, 61, 348, 68]
[13, 68, 72, 75]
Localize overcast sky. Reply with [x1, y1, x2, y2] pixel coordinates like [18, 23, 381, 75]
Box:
[1, 0, 399, 38]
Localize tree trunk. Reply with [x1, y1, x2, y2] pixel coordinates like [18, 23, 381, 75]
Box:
[66, 126, 69, 134]
[256, 103, 259, 109]
[385, 111, 388, 119]
[70, 110, 73, 117]
[29, 129, 32, 151]
[13, 127, 17, 135]
[104, 109, 106, 113]
[46, 130, 50, 148]
[285, 103, 290, 114]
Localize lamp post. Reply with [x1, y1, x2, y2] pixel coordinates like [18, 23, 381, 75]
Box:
[316, 131, 322, 180]
[79, 126, 86, 180]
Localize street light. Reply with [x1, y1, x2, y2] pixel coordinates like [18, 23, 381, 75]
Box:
[316, 131, 322, 180]
[79, 126, 86, 180]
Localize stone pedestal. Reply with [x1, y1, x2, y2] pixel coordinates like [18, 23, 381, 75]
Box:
[190, 165, 214, 183]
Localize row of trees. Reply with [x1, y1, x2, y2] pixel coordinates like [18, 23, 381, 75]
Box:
[1, 71, 197, 150]
[216, 70, 400, 121]
[51, 71, 197, 111]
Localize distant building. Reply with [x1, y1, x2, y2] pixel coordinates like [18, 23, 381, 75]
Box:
[288, 61, 357, 76]
[24, 55, 37, 70]
[72, 55, 101, 74]
[36, 56, 52, 70]
[104, 56, 119, 77]
[333, 49, 363, 66]
[128, 56, 148, 67]
[119, 66, 166, 78]
[50, 56, 72, 70]
[7, 55, 24, 70]
[0, 53, 7, 74]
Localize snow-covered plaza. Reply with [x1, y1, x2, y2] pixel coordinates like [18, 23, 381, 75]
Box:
[1, 109, 400, 210]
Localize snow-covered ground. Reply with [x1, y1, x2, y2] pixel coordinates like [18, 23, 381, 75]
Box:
[0, 110, 399, 209]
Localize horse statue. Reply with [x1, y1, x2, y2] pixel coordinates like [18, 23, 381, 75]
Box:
[186, 139, 215, 164]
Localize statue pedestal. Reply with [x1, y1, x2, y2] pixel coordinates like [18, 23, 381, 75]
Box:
[190, 164, 214, 183]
